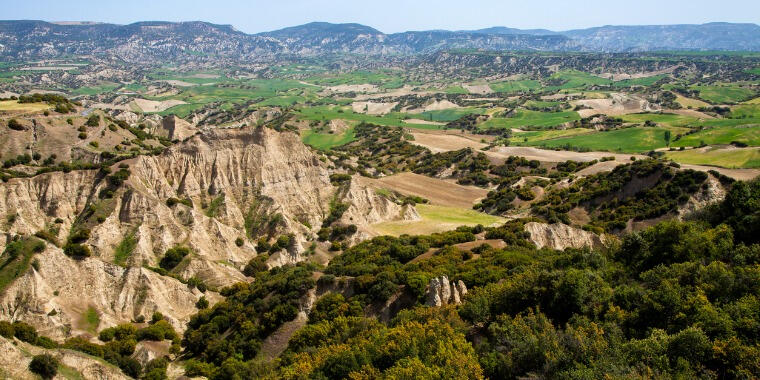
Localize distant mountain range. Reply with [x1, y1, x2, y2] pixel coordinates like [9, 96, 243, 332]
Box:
[0, 20, 759, 61]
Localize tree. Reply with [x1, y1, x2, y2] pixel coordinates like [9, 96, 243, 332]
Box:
[664, 130, 672, 147]
[7, 119, 23, 131]
[85, 114, 100, 127]
[29, 354, 58, 379]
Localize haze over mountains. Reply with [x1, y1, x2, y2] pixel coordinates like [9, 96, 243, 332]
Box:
[0, 20, 759, 61]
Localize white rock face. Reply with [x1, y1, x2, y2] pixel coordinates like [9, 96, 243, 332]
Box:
[0, 246, 214, 340]
[0, 336, 131, 380]
[425, 276, 467, 307]
[524, 222, 611, 251]
[0, 126, 415, 340]
[158, 115, 198, 141]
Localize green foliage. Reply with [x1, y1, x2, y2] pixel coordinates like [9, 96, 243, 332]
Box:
[182, 263, 316, 369]
[29, 354, 58, 379]
[204, 193, 225, 218]
[159, 246, 191, 271]
[7, 118, 23, 131]
[0, 237, 45, 293]
[85, 114, 100, 127]
[533, 159, 708, 231]
[113, 229, 137, 267]
[166, 197, 192, 208]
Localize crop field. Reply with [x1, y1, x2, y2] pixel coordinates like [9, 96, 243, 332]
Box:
[620, 113, 699, 127]
[0, 100, 51, 112]
[481, 110, 581, 129]
[371, 204, 505, 236]
[666, 147, 760, 168]
[691, 85, 756, 104]
[547, 70, 612, 90]
[527, 126, 685, 153]
[671, 125, 760, 147]
[71, 82, 121, 96]
[417, 107, 485, 122]
[301, 126, 357, 150]
[444, 85, 468, 94]
[305, 70, 405, 89]
[510, 128, 596, 144]
[612, 74, 667, 87]
[675, 93, 710, 108]
[297, 106, 442, 130]
[488, 79, 541, 93]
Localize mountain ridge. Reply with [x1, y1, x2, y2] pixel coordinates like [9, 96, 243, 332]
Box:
[0, 20, 759, 62]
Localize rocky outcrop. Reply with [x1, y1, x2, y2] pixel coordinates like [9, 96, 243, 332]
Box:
[158, 115, 197, 141]
[679, 174, 727, 217]
[0, 125, 415, 340]
[0, 336, 130, 380]
[425, 276, 467, 307]
[524, 222, 611, 251]
[0, 246, 215, 340]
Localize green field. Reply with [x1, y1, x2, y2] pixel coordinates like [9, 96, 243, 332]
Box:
[510, 128, 596, 144]
[302, 126, 357, 150]
[613, 75, 667, 88]
[671, 125, 760, 147]
[417, 108, 485, 122]
[488, 79, 541, 93]
[620, 113, 698, 127]
[444, 85, 468, 94]
[372, 204, 505, 236]
[691, 85, 756, 104]
[528, 127, 678, 153]
[305, 70, 405, 89]
[547, 70, 612, 90]
[72, 82, 120, 96]
[0, 100, 51, 112]
[297, 106, 442, 130]
[666, 147, 760, 168]
[481, 110, 581, 129]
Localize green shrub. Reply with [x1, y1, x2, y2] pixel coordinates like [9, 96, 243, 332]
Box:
[7, 119, 23, 131]
[159, 246, 190, 271]
[63, 242, 91, 259]
[86, 114, 100, 127]
[0, 321, 14, 338]
[29, 354, 58, 379]
[12, 321, 38, 343]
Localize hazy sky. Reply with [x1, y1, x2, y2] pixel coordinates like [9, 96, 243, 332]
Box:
[5, 0, 760, 34]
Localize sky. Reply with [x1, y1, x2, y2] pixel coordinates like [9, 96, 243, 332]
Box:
[4, 0, 760, 34]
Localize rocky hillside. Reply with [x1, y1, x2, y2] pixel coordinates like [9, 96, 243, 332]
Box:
[1, 20, 758, 61]
[0, 125, 415, 341]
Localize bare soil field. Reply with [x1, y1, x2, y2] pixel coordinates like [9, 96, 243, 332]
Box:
[406, 100, 461, 113]
[326, 84, 379, 93]
[409, 130, 490, 152]
[132, 98, 188, 113]
[160, 80, 198, 87]
[351, 101, 398, 115]
[357, 172, 489, 209]
[403, 119, 445, 126]
[463, 84, 493, 95]
[573, 93, 657, 118]
[597, 65, 679, 81]
[670, 109, 714, 119]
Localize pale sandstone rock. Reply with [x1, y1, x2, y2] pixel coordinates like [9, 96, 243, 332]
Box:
[524, 222, 610, 251]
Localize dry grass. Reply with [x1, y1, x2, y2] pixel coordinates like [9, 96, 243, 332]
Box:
[0, 100, 51, 113]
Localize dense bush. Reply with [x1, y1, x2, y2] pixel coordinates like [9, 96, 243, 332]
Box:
[29, 354, 58, 379]
[159, 246, 191, 271]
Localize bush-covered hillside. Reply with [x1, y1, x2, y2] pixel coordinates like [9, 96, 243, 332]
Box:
[176, 177, 760, 379]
